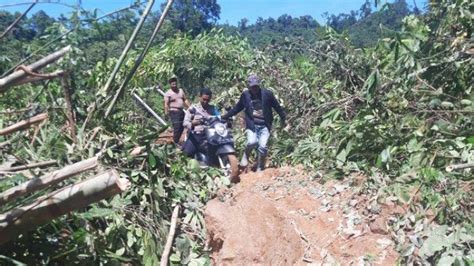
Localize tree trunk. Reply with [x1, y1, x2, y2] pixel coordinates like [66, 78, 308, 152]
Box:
[0, 46, 71, 92]
[0, 157, 98, 205]
[0, 113, 48, 136]
[0, 169, 130, 244]
[60, 74, 76, 142]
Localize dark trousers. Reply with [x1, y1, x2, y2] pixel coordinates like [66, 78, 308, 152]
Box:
[182, 132, 206, 157]
[169, 110, 185, 144]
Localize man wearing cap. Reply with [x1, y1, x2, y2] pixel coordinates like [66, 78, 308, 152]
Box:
[164, 76, 190, 144]
[222, 74, 286, 171]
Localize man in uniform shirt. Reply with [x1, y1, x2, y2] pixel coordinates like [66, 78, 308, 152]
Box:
[164, 76, 190, 144]
[222, 74, 286, 171]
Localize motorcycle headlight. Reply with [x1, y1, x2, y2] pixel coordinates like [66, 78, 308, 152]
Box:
[215, 123, 227, 136]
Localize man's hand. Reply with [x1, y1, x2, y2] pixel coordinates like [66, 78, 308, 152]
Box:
[192, 119, 202, 126]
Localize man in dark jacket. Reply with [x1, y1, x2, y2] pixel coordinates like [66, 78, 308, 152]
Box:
[222, 74, 286, 171]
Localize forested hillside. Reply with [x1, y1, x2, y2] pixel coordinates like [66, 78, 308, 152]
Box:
[0, 0, 472, 264]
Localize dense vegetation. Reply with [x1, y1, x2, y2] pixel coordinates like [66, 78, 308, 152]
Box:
[0, 0, 472, 264]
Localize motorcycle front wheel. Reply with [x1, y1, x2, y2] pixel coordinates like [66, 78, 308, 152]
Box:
[223, 154, 239, 183]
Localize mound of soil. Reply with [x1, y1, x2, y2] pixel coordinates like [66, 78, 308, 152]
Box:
[205, 167, 404, 265]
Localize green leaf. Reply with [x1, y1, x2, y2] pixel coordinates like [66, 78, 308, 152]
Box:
[170, 253, 181, 262]
[438, 255, 456, 265]
[148, 154, 157, 168]
[115, 247, 125, 256]
[419, 225, 449, 258]
[467, 136, 474, 144]
[380, 148, 390, 163]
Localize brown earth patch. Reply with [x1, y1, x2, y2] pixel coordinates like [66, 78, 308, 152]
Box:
[205, 167, 402, 265]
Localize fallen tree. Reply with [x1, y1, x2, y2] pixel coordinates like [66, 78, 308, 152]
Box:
[0, 169, 130, 244]
[0, 113, 48, 136]
[0, 157, 99, 205]
[0, 46, 71, 92]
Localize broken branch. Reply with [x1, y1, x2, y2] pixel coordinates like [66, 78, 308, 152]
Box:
[160, 205, 181, 266]
[0, 113, 48, 136]
[0, 160, 57, 172]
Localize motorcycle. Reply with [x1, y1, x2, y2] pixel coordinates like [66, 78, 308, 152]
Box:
[192, 116, 240, 183]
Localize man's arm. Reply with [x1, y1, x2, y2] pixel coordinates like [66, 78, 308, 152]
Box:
[270, 91, 286, 126]
[182, 89, 191, 109]
[164, 94, 170, 115]
[222, 93, 245, 120]
[183, 108, 193, 130]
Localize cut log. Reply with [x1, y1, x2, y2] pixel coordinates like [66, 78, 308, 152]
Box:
[0, 157, 98, 205]
[0, 169, 130, 244]
[0, 46, 71, 92]
[0, 159, 57, 172]
[0, 113, 48, 136]
[160, 205, 181, 266]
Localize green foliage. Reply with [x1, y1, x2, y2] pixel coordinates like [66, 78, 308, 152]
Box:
[326, 0, 414, 47]
[0, 0, 472, 264]
[165, 0, 221, 35]
[221, 14, 320, 49]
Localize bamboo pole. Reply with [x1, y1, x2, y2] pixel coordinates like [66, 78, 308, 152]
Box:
[0, 169, 130, 244]
[0, 46, 71, 92]
[0, 160, 57, 172]
[0, 0, 37, 39]
[156, 87, 165, 97]
[100, 0, 155, 95]
[0, 113, 48, 136]
[160, 205, 181, 266]
[0, 157, 98, 205]
[104, 0, 175, 117]
[132, 93, 168, 126]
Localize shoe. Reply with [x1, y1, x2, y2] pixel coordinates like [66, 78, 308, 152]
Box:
[256, 152, 266, 172]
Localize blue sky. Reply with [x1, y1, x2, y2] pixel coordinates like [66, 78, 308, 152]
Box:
[1, 0, 427, 25]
